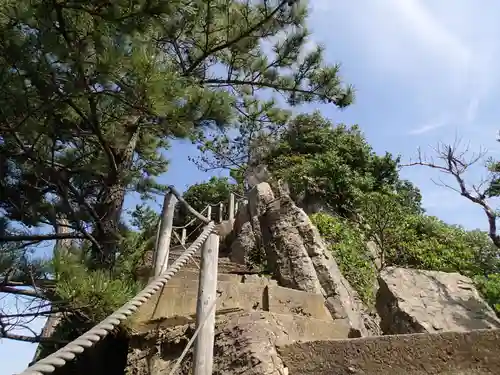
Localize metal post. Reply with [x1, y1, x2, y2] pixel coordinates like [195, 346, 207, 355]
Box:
[154, 191, 178, 276]
[193, 233, 219, 375]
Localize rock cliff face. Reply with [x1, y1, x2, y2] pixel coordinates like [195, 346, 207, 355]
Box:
[123, 182, 500, 375]
[230, 182, 379, 336]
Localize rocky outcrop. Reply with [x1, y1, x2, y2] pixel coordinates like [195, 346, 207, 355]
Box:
[127, 311, 351, 375]
[377, 267, 500, 334]
[35, 182, 500, 375]
[228, 182, 380, 336]
[229, 183, 275, 266]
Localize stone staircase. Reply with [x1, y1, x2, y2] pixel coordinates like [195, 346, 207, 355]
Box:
[128, 252, 500, 375]
[131, 251, 349, 338]
[126, 182, 500, 375]
[127, 253, 355, 374]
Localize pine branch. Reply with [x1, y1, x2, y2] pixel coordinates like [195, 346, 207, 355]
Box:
[0, 233, 84, 242]
[202, 78, 326, 100]
[0, 331, 69, 344]
[0, 286, 46, 299]
[185, 0, 291, 75]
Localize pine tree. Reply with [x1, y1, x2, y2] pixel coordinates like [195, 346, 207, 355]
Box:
[0, 0, 354, 270]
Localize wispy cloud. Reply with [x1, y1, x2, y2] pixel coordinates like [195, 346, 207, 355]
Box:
[309, 0, 498, 134]
[409, 119, 447, 135]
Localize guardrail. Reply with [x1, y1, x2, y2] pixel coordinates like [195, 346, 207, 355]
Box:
[20, 186, 246, 375]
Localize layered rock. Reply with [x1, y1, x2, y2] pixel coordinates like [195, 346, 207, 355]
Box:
[127, 311, 351, 375]
[377, 267, 500, 334]
[228, 182, 380, 336]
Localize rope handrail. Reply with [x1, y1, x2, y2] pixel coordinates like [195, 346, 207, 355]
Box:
[172, 205, 210, 229]
[168, 185, 210, 224]
[171, 193, 247, 230]
[23, 188, 246, 374]
[231, 191, 247, 200]
[20, 222, 216, 375]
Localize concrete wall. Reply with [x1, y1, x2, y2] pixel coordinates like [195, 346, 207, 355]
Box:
[48, 335, 129, 375]
[278, 328, 500, 375]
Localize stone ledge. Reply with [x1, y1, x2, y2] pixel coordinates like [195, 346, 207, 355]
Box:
[266, 285, 333, 321]
[278, 329, 500, 375]
[132, 280, 336, 328]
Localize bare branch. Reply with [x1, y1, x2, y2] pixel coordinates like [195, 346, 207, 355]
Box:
[402, 140, 500, 247]
[0, 232, 84, 242]
[0, 330, 69, 344]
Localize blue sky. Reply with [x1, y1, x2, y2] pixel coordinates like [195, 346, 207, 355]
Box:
[3, 1, 500, 373]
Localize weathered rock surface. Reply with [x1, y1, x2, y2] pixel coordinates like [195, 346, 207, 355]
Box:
[228, 182, 380, 336]
[230, 182, 275, 266]
[278, 329, 500, 375]
[132, 279, 337, 330]
[126, 311, 351, 375]
[377, 267, 500, 334]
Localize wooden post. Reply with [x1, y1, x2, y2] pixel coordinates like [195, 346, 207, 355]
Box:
[154, 192, 178, 276]
[193, 233, 219, 375]
[218, 202, 224, 223]
[206, 205, 212, 222]
[228, 193, 235, 223]
[180, 228, 187, 246]
[234, 201, 239, 215]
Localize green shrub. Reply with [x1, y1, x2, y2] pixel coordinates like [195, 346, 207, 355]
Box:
[311, 212, 377, 307]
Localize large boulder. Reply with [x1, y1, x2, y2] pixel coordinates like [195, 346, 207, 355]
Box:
[229, 183, 275, 266]
[228, 182, 380, 336]
[377, 267, 500, 334]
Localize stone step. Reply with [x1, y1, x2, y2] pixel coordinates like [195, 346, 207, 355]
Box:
[277, 329, 500, 375]
[167, 246, 251, 274]
[127, 310, 353, 374]
[132, 280, 334, 329]
[163, 269, 277, 287]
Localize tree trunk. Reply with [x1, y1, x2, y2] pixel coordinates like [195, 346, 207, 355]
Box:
[91, 125, 140, 269]
[32, 215, 71, 362]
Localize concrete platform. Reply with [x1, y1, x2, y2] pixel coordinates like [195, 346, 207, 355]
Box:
[278, 329, 500, 375]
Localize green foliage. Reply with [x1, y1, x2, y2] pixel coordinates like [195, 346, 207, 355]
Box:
[311, 213, 377, 307]
[178, 177, 243, 224]
[356, 191, 500, 313]
[311, 185, 500, 314]
[475, 274, 500, 314]
[53, 255, 141, 324]
[0, 0, 352, 269]
[265, 112, 408, 216]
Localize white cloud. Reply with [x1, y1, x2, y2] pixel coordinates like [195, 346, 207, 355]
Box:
[465, 98, 480, 124]
[309, 0, 499, 132]
[409, 120, 447, 135]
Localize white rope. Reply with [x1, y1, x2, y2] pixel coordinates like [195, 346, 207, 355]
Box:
[173, 231, 200, 270]
[20, 222, 216, 375]
[173, 199, 231, 230]
[173, 205, 211, 229]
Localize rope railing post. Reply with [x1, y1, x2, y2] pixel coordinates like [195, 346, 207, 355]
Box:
[206, 205, 212, 222]
[20, 223, 216, 375]
[180, 228, 187, 246]
[228, 193, 235, 223]
[168, 185, 210, 224]
[154, 191, 177, 276]
[193, 232, 219, 375]
[218, 202, 223, 223]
